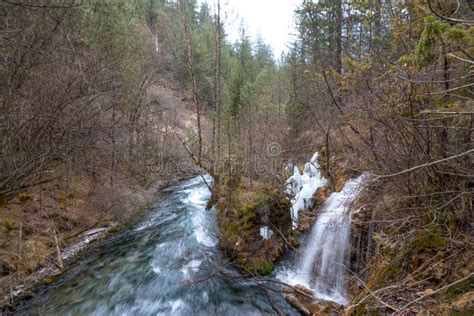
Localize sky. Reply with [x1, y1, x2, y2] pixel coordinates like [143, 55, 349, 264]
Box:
[199, 0, 300, 58]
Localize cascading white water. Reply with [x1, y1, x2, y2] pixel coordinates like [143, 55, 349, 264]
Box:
[276, 173, 366, 306]
[297, 175, 366, 304]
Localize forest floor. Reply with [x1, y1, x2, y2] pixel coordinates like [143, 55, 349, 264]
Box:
[0, 84, 209, 309]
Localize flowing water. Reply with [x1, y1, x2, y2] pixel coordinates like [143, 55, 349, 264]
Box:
[16, 175, 297, 315]
[276, 175, 366, 305]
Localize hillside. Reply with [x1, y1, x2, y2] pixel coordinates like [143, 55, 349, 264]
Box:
[1, 0, 473, 314]
[0, 82, 210, 306]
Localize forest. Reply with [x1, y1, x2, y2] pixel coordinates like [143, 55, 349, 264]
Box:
[0, 0, 473, 315]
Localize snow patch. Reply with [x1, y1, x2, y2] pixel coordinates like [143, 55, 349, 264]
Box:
[259, 226, 273, 240]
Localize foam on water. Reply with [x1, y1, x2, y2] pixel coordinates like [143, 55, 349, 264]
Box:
[181, 175, 218, 247]
[22, 174, 300, 315]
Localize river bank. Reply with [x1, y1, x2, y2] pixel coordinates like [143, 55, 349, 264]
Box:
[8, 175, 298, 315]
[0, 81, 212, 311]
[0, 173, 195, 312]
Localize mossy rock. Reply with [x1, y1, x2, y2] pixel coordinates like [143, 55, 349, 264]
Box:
[288, 236, 300, 248]
[108, 226, 121, 234]
[206, 199, 214, 210]
[215, 177, 292, 275]
[254, 260, 275, 276]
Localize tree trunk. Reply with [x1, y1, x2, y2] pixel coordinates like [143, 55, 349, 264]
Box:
[212, 0, 222, 169]
[334, 0, 343, 74]
[179, 0, 203, 164]
[373, 0, 382, 55]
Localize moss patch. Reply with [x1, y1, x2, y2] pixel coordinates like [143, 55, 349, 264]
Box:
[408, 226, 448, 252]
[254, 260, 275, 276]
[444, 276, 474, 301]
[214, 175, 292, 274]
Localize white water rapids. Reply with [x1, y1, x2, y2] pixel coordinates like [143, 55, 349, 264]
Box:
[22, 175, 299, 315]
[19, 154, 366, 313]
[278, 153, 366, 305]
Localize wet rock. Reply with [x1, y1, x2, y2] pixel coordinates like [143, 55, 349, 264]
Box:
[298, 211, 315, 231]
[307, 299, 344, 315]
[313, 186, 331, 208]
[284, 293, 311, 315]
[295, 284, 313, 296]
[284, 284, 345, 315]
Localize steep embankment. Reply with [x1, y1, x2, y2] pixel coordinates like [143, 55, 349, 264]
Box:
[0, 84, 210, 308]
[213, 175, 292, 275]
[314, 149, 473, 315]
[212, 152, 334, 279]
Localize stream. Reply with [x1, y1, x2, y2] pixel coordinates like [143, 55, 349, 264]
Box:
[16, 175, 298, 315]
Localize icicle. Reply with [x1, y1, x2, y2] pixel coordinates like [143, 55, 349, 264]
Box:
[259, 226, 273, 240]
[286, 152, 327, 229]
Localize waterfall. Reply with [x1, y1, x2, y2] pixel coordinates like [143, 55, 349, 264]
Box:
[277, 173, 366, 306]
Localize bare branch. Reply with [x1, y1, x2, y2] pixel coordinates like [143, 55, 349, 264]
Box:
[447, 53, 474, 65]
[427, 0, 474, 25]
[4, 0, 83, 9]
[372, 149, 474, 180]
[396, 273, 474, 314]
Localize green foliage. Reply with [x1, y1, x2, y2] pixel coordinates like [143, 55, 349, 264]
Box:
[408, 226, 448, 253]
[452, 309, 474, 316]
[415, 16, 468, 67]
[285, 101, 304, 131]
[444, 275, 474, 301]
[75, 0, 148, 89]
[215, 177, 292, 276]
[446, 26, 468, 43]
[2, 219, 14, 233]
[254, 260, 275, 276]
